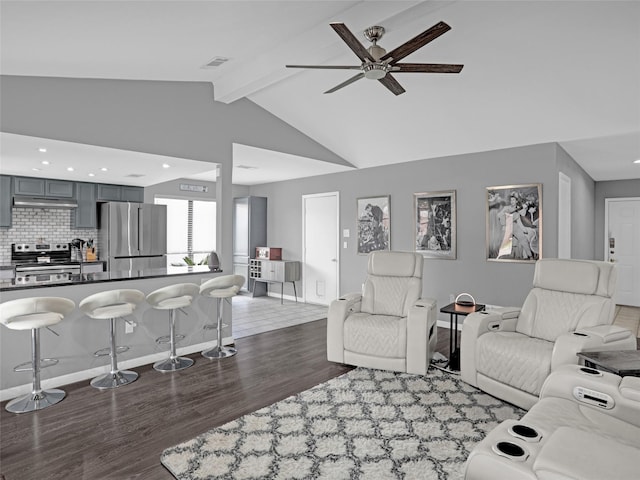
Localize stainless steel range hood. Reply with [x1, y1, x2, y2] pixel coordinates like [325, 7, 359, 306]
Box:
[13, 196, 78, 209]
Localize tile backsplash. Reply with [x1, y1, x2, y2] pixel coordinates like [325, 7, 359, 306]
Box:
[0, 208, 98, 264]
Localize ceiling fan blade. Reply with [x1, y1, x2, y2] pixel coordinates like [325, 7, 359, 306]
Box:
[330, 23, 375, 62]
[378, 74, 406, 96]
[286, 65, 362, 70]
[324, 72, 365, 94]
[393, 63, 464, 73]
[381, 21, 451, 64]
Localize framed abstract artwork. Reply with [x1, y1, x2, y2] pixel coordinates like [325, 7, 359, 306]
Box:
[414, 190, 456, 259]
[356, 195, 390, 255]
[486, 183, 542, 262]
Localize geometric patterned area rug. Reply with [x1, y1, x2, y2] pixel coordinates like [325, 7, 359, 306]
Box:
[161, 367, 524, 480]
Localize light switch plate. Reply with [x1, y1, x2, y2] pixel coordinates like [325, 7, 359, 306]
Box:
[343, 229, 350, 238]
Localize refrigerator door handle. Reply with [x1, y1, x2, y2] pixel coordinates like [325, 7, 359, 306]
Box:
[138, 206, 143, 253]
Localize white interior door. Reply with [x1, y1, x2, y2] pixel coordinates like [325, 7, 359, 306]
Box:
[303, 192, 339, 306]
[558, 172, 571, 259]
[605, 198, 640, 307]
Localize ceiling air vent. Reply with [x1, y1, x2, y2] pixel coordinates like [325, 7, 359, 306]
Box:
[202, 56, 230, 69]
[125, 174, 145, 178]
[236, 165, 258, 170]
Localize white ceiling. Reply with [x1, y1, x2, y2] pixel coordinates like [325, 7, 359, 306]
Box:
[1, 0, 639, 184]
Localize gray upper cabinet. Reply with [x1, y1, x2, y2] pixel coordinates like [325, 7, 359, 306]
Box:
[74, 182, 97, 228]
[122, 186, 144, 202]
[97, 184, 122, 201]
[45, 179, 74, 198]
[98, 184, 143, 202]
[14, 176, 45, 196]
[0, 175, 12, 227]
[14, 177, 73, 198]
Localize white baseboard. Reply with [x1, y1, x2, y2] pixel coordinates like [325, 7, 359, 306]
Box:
[437, 319, 462, 331]
[0, 336, 234, 402]
[266, 291, 299, 303]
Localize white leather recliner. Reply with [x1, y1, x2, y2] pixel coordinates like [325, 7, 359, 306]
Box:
[464, 364, 640, 480]
[461, 258, 636, 410]
[327, 251, 437, 375]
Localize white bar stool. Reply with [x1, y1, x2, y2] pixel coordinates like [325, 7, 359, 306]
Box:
[0, 297, 75, 413]
[200, 275, 245, 359]
[146, 283, 200, 372]
[79, 289, 144, 389]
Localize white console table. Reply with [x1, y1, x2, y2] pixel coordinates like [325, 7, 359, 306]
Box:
[249, 259, 300, 304]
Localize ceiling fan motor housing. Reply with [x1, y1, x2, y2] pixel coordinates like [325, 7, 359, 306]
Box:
[363, 63, 390, 79]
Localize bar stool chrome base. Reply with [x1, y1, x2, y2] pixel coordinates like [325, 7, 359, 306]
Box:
[202, 345, 237, 359]
[153, 356, 194, 372]
[90, 370, 138, 390]
[5, 388, 66, 414]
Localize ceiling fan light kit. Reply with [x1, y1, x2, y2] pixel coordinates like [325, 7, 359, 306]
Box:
[286, 21, 463, 95]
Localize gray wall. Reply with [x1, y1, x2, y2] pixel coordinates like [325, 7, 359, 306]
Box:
[144, 178, 217, 203]
[0, 76, 347, 276]
[555, 145, 596, 259]
[250, 143, 563, 312]
[594, 179, 640, 260]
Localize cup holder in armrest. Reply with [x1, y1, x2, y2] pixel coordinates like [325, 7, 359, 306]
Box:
[508, 424, 542, 442]
[492, 441, 528, 461]
[580, 367, 603, 376]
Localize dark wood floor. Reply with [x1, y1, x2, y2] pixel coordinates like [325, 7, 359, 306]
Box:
[0, 319, 454, 480]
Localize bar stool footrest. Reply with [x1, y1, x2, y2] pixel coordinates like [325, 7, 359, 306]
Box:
[203, 323, 229, 330]
[155, 334, 185, 345]
[13, 358, 59, 372]
[94, 346, 129, 357]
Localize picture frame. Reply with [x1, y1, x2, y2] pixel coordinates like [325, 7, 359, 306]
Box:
[356, 195, 390, 255]
[414, 190, 456, 259]
[486, 183, 542, 263]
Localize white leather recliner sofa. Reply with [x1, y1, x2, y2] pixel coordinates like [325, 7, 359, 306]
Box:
[461, 258, 636, 409]
[327, 251, 437, 375]
[464, 364, 640, 480]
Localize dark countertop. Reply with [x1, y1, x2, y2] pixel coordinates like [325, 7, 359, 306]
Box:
[0, 265, 221, 291]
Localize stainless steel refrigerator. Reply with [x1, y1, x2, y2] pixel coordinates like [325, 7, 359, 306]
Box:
[98, 202, 167, 271]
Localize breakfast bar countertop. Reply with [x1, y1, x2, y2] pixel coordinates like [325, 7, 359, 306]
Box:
[0, 265, 220, 291]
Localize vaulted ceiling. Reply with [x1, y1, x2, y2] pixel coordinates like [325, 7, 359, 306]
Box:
[1, 1, 639, 184]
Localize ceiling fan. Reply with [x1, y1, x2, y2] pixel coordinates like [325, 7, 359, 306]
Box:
[286, 21, 463, 95]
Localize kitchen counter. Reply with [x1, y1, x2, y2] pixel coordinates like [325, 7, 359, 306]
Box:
[0, 267, 229, 397]
[0, 265, 219, 291]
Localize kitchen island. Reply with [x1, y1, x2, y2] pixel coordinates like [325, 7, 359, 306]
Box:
[0, 266, 231, 399]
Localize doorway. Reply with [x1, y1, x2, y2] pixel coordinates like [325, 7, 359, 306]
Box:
[605, 198, 640, 307]
[302, 192, 340, 306]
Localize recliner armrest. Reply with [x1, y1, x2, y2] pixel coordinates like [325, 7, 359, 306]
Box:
[460, 308, 520, 386]
[327, 292, 362, 364]
[406, 297, 437, 375]
[575, 325, 633, 343]
[540, 364, 640, 427]
[551, 326, 636, 370]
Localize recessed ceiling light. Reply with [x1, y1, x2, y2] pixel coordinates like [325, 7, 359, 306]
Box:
[162, 163, 170, 169]
[32, 167, 42, 171]
[634, 159, 640, 164]
[67, 167, 74, 172]
[38, 148, 47, 153]
[88, 173, 95, 177]
[101, 167, 108, 171]
[41, 160, 50, 165]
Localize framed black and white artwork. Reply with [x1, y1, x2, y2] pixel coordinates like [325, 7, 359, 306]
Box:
[486, 183, 542, 262]
[356, 195, 390, 255]
[414, 190, 456, 259]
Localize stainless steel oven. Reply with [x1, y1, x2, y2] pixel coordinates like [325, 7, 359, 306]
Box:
[12, 243, 81, 285]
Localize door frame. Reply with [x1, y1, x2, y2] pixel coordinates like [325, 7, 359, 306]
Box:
[301, 191, 340, 304]
[604, 196, 640, 306]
